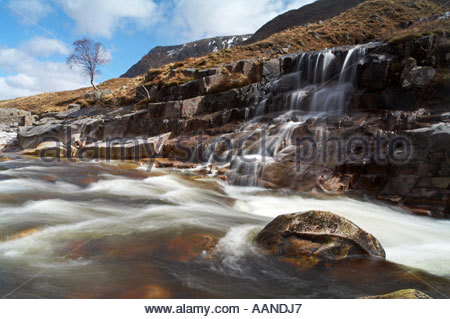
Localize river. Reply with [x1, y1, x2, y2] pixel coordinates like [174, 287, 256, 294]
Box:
[0, 154, 449, 298]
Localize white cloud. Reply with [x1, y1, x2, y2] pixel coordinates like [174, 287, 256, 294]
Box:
[170, 0, 315, 40]
[0, 46, 90, 100]
[21, 37, 70, 57]
[55, 0, 161, 38]
[7, 0, 52, 23]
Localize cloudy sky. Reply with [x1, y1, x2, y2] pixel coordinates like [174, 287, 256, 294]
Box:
[0, 0, 315, 100]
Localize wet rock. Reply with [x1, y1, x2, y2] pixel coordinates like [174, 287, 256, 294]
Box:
[163, 233, 218, 262]
[361, 54, 394, 91]
[119, 285, 171, 299]
[361, 289, 432, 299]
[402, 66, 436, 88]
[5, 228, 40, 241]
[18, 123, 76, 150]
[256, 211, 386, 262]
[22, 141, 68, 158]
[79, 133, 171, 160]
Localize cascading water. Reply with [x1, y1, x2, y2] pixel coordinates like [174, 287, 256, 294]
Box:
[221, 44, 368, 186]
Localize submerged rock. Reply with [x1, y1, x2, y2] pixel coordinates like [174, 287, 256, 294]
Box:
[163, 233, 218, 262]
[255, 211, 385, 261]
[361, 289, 432, 299]
[119, 284, 171, 299]
[3, 228, 40, 241]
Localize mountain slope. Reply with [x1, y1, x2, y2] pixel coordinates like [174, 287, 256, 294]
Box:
[246, 0, 448, 44]
[246, 0, 367, 44]
[121, 35, 251, 78]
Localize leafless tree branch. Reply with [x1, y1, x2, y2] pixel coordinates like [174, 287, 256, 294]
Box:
[67, 38, 110, 91]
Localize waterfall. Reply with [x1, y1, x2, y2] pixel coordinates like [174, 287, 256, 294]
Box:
[207, 44, 369, 186]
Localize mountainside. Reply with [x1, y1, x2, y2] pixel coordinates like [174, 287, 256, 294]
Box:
[121, 35, 251, 78]
[246, 0, 367, 44]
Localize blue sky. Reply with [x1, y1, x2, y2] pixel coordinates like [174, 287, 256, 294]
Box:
[0, 0, 314, 100]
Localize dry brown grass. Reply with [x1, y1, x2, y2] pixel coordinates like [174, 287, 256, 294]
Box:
[0, 77, 144, 113]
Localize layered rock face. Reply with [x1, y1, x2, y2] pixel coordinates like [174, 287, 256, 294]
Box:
[11, 32, 450, 218]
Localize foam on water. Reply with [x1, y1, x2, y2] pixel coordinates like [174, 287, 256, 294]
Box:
[226, 186, 450, 277]
[0, 159, 449, 298]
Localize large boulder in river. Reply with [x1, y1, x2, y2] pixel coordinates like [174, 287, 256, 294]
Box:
[255, 211, 386, 261]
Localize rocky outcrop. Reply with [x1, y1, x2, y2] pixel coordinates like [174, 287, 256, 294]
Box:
[361, 289, 433, 299]
[121, 35, 251, 78]
[0, 108, 33, 127]
[255, 211, 386, 261]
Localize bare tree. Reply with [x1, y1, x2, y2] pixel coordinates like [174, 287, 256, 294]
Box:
[67, 38, 110, 91]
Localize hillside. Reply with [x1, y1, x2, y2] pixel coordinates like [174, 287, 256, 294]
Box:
[246, 0, 366, 44]
[141, 0, 448, 87]
[0, 0, 447, 113]
[121, 35, 251, 78]
[0, 77, 142, 113]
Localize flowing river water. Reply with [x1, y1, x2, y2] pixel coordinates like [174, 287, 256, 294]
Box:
[0, 154, 449, 299]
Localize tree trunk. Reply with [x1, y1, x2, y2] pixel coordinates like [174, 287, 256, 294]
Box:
[90, 75, 98, 91]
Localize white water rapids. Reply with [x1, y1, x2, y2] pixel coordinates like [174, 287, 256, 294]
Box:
[0, 157, 448, 298]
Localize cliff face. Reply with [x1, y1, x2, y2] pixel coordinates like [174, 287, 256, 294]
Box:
[121, 35, 251, 78]
[245, 0, 367, 44]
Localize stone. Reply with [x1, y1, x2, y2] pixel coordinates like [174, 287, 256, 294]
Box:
[361, 54, 394, 91]
[402, 66, 436, 88]
[0, 108, 34, 127]
[22, 141, 68, 157]
[262, 59, 281, 79]
[68, 103, 81, 110]
[79, 133, 172, 160]
[18, 124, 68, 149]
[181, 96, 203, 118]
[280, 55, 297, 74]
[379, 175, 418, 197]
[55, 104, 82, 119]
[5, 228, 40, 241]
[85, 89, 113, 100]
[197, 68, 221, 78]
[163, 233, 218, 262]
[256, 211, 386, 262]
[119, 285, 171, 299]
[361, 289, 432, 299]
[384, 9, 395, 17]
